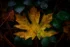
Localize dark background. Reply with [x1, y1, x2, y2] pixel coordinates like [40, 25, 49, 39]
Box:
[0, 0, 70, 47]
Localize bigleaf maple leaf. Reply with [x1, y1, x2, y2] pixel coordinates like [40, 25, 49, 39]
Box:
[14, 7, 57, 40]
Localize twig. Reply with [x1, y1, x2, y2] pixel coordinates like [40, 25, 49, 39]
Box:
[34, 37, 38, 47]
[3, 35, 15, 47]
[6, 22, 14, 38]
[0, 12, 10, 28]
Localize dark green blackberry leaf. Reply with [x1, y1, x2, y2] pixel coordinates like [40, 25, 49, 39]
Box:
[14, 36, 25, 46]
[23, 0, 32, 6]
[41, 37, 50, 47]
[14, 36, 32, 46]
[35, 0, 41, 6]
[40, 1, 48, 9]
[56, 11, 70, 21]
[26, 38, 33, 45]
[51, 19, 61, 29]
[50, 36, 56, 43]
[8, 1, 16, 7]
[14, 6, 25, 14]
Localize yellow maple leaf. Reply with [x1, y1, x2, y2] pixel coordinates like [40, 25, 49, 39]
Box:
[14, 7, 57, 40]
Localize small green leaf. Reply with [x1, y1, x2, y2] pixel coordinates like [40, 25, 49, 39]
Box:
[56, 11, 70, 21]
[14, 36, 32, 46]
[14, 6, 25, 14]
[40, 1, 48, 9]
[23, 0, 32, 6]
[41, 37, 50, 47]
[50, 36, 56, 43]
[14, 36, 25, 45]
[51, 19, 61, 29]
[36, 0, 41, 6]
[26, 38, 33, 45]
[8, 1, 16, 7]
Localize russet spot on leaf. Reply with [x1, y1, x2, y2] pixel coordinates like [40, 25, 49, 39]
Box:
[14, 7, 57, 40]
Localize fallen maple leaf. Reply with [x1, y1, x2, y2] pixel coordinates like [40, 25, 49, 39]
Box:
[14, 7, 57, 40]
